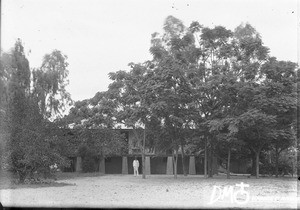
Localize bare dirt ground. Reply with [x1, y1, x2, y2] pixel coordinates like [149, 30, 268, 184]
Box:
[0, 173, 298, 209]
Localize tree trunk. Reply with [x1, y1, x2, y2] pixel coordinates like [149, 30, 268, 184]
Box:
[256, 151, 260, 179]
[291, 161, 294, 177]
[142, 153, 145, 179]
[142, 125, 146, 179]
[172, 149, 177, 179]
[18, 170, 27, 184]
[208, 143, 213, 178]
[227, 147, 231, 179]
[204, 137, 207, 178]
[251, 151, 256, 176]
[275, 148, 279, 178]
[174, 149, 178, 179]
[181, 142, 187, 176]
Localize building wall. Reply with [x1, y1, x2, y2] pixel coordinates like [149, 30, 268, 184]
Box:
[150, 157, 167, 174]
[101, 156, 247, 175]
[176, 156, 190, 174]
[103, 155, 207, 175]
[105, 156, 122, 174]
[68, 129, 248, 175]
[195, 157, 205, 174]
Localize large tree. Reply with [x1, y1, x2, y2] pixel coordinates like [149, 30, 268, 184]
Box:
[1, 40, 71, 183]
[186, 22, 237, 178]
[107, 63, 155, 179]
[258, 58, 297, 177]
[32, 50, 72, 119]
[60, 17, 298, 180]
[149, 16, 196, 178]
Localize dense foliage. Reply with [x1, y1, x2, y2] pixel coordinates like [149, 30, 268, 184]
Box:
[0, 39, 72, 183]
[66, 16, 298, 178]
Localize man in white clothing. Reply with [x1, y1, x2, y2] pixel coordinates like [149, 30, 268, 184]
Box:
[133, 157, 139, 176]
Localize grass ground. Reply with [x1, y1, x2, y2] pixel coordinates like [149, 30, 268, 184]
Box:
[0, 172, 298, 209]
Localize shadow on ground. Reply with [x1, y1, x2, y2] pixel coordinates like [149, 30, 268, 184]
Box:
[0, 171, 78, 190]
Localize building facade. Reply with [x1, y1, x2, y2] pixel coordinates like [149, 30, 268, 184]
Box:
[63, 129, 249, 175]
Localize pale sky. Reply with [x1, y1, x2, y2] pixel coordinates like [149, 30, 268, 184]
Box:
[2, 0, 299, 102]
